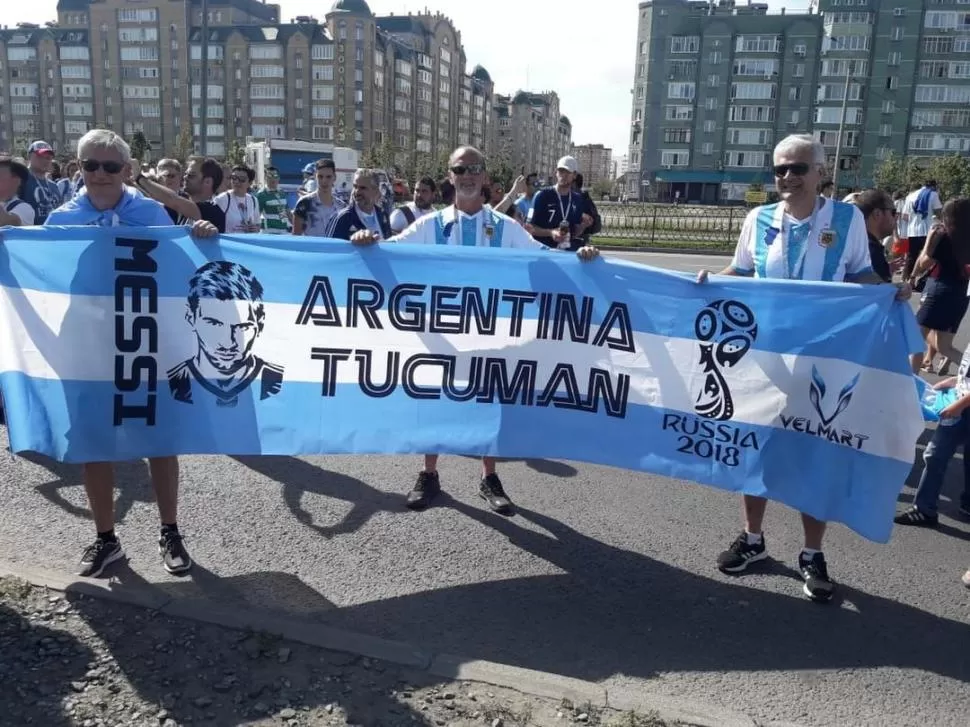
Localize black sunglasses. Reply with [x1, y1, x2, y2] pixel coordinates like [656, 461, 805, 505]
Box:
[450, 163, 484, 176]
[81, 159, 124, 174]
[772, 163, 811, 177]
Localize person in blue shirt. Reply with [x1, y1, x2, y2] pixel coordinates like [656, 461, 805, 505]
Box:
[22, 140, 62, 225]
[324, 168, 392, 241]
[46, 128, 217, 581]
[513, 172, 538, 223]
[526, 156, 593, 250]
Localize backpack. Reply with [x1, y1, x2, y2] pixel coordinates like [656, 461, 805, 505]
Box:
[398, 204, 416, 226]
[913, 187, 933, 220]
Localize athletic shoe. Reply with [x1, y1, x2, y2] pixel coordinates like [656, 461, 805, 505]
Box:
[78, 538, 124, 578]
[406, 471, 441, 510]
[716, 531, 768, 573]
[799, 552, 835, 603]
[159, 528, 192, 575]
[893, 506, 939, 528]
[479, 473, 513, 515]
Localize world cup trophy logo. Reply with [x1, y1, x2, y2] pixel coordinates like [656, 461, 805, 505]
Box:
[693, 300, 758, 421]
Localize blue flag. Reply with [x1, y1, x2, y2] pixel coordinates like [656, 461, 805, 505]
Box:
[0, 227, 926, 542]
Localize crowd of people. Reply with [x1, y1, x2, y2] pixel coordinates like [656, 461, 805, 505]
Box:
[1, 129, 968, 599]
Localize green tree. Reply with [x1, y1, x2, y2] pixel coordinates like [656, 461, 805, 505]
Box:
[903, 156, 929, 192]
[128, 131, 150, 163]
[873, 151, 905, 193]
[590, 178, 613, 199]
[927, 154, 970, 200]
[361, 135, 397, 173]
[225, 139, 246, 166]
[169, 127, 195, 163]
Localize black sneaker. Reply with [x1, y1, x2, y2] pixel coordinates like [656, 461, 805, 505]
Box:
[78, 538, 124, 578]
[716, 531, 767, 573]
[799, 552, 835, 603]
[479, 473, 513, 515]
[893, 506, 939, 528]
[958, 503, 970, 519]
[406, 471, 441, 510]
[159, 529, 193, 575]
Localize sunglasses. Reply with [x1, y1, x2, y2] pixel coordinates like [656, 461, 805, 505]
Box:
[230, 175, 248, 183]
[772, 163, 811, 177]
[81, 159, 124, 174]
[450, 163, 484, 176]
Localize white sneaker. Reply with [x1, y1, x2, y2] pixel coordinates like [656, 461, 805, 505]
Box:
[962, 569, 970, 589]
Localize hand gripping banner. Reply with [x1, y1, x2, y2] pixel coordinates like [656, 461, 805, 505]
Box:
[0, 227, 925, 542]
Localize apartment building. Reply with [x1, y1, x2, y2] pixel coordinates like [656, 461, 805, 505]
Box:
[627, 0, 823, 203]
[813, 0, 970, 189]
[628, 0, 970, 202]
[491, 91, 573, 182]
[0, 0, 493, 169]
[572, 143, 613, 186]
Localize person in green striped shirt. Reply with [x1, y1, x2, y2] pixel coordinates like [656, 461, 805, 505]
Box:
[255, 166, 291, 234]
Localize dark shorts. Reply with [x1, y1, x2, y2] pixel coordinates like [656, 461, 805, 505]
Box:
[917, 277, 969, 334]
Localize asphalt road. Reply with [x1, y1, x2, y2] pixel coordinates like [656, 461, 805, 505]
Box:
[1, 251, 968, 727]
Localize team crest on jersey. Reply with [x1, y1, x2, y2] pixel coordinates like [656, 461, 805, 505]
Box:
[818, 229, 836, 248]
[484, 224, 495, 241]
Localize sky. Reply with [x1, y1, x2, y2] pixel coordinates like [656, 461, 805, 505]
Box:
[0, 0, 811, 160]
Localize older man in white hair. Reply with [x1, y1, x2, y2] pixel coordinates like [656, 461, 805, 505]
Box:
[696, 134, 911, 603]
[349, 145, 599, 517]
[46, 128, 216, 580]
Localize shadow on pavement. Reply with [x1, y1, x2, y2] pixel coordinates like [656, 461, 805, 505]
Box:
[230, 455, 408, 539]
[64, 564, 433, 727]
[0, 598, 96, 727]
[325, 497, 970, 687]
[20, 452, 155, 525]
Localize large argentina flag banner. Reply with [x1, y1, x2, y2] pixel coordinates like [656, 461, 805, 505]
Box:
[0, 227, 924, 542]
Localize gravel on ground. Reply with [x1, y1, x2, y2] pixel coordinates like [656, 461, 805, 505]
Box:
[0, 577, 685, 727]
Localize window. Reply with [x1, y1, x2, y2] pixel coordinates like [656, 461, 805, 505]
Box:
[418, 69, 432, 85]
[312, 86, 335, 101]
[61, 84, 92, 97]
[118, 28, 158, 43]
[727, 128, 771, 146]
[730, 82, 775, 100]
[670, 36, 700, 54]
[892, 27, 904, 41]
[312, 45, 334, 60]
[440, 47, 451, 63]
[667, 82, 695, 100]
[815, 107, 862, 124]
[879, 123, 893, 137]
[663, 128, 692, 143]
[190, 45, 223, 61]
[249, 45, 282, 60]
[888, 52, 901, 66]
[312, 125, 334, 141]
[703, 120, 716, 132]
[705, 97, 717, 110]
[893, 8, 905, 17]
[709, 51, 722, 64]
[59, 46, 89, 61]
[915, 84, 970, 103]
[882, 100, 896, 113]
[735, 35, 781, 53]
[724, 151, 769, 168]
[660, 150, 689, 166]
[120, 47, 159, 62]
[825, 35, 871, 52]
[394, 59, 412, 76]
[702, 142, 713, 155]
[312, 106, 334, 120]
[122, 85, 160, 99]
[728, 105, 775, 122]
[7, 47, 37, 62]
[669, 60, 697, 78]
[250, 104, 285, 117]
[790, 110, 800, 124]
[250, 65, 284, 78]
[665, 105, 693, 120]
[61, 65, 91, 79]
[732, 58, 779, 76]
[63, 102, 94, 116]
[312, 65, 334, 81]
[821, 59, 868, 76]
[708, 75, 719, 87]
[117, 8, 157, 22]
[793, 63, 805, 78]
[886, 76, 899, 90]
[789, 86, 801, 101]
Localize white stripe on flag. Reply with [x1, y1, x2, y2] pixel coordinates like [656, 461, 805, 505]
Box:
[0, 288, 922, 463]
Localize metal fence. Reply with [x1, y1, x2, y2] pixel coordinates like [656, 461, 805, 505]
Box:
[595, 202, 745, 250]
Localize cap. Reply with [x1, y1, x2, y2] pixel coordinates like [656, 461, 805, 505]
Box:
[303, 163, 315, 174]
[28, 140, 54, 157]
[556, 156, 578, 173]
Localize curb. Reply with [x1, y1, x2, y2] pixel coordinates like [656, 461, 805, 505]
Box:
[595, 245, 734, 256]
[1, 559, 769, 727]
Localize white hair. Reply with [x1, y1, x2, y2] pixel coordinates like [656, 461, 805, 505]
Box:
[353, 168, 380, 187]
[773, 134, 826, 168]
[77, 129, 131, 164]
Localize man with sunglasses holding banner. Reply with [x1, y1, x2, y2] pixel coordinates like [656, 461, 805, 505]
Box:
[349, 145, 598, 515]
[696, 134, 911, 603]
[44, 129, 217, 580]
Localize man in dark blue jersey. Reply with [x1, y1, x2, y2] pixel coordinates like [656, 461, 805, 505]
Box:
[526, 156, 593, 250]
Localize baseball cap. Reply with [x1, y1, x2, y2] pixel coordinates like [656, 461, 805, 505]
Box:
[28, 140, 54, 157]
[556, 156, 578, 173]
[303, 163, 315, 174]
